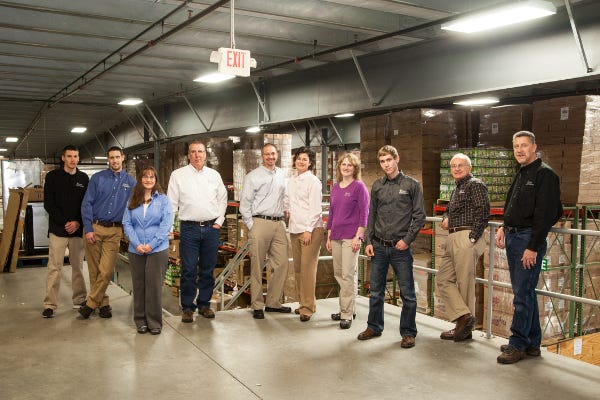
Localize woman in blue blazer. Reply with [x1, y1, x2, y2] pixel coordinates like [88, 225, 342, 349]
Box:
[123, 166, 173, 334]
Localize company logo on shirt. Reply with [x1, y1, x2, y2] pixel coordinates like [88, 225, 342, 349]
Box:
[398, 189, 409, 195]
[459, 189, 465, 194]
[344, 192, 351, 197]
[76, 182, 85, 188]
[525, 180, 534, 186]
[123, 183, 131, 189]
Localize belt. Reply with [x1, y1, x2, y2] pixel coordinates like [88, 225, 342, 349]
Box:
[253, 215, 284, 222]
[449, 226, 472, 234]
[180, 219, 217, 227]
[505, 226, 530, 234]
[372, 236, 398, 247]
[93, 220, 122, 228]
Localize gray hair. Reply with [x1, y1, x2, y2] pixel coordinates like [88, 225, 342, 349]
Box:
[450, 153, 472, 167]
[513, 130, 536, 144]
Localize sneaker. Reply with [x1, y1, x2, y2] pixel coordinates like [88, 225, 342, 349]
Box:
[79, 304, 94, 319]
[98, 305, 112, 318]
[182, 310, 194, 323]
[497, 345, 526, 364]
[42, 308, 54, 318]
[500, 344, 541, 357]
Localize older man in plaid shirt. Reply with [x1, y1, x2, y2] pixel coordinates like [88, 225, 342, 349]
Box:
[436, 153, 489, 342]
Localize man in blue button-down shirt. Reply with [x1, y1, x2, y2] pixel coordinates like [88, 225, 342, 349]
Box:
[79, 146, 136, 319]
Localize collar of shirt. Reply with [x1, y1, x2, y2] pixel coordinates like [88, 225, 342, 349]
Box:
[383, 171, 404, 184]
[293, 170, 312, 180]
[455, 173, 473, 187]
[186, 164, 206, 174]
[519, 157, 541, 173]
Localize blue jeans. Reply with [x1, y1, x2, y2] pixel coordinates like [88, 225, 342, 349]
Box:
[367, 244, 417, 337]
[505, 229, 547, 350]
[179, 223, 220, 311]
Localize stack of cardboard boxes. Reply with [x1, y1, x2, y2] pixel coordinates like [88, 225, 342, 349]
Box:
[533, 95, 600, 204]
[478, 105, 533, 147]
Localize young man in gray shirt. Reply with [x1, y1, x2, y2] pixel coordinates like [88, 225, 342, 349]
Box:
[357, 145, 426, 349]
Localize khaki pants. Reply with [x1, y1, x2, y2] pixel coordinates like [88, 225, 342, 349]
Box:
[248, 218, 289, 310]
[43, 233, 86, 309]
[84, 224, 122, 309]
[436, 230, 485, 321]
[291, 228, 324, 316]
[331, 239, 359, 320]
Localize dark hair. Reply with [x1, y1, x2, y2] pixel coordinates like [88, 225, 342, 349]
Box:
[262, 143, 278, 153]
[293, 146, 317, 174]
[513, 130, 536, 144]
[128, 166, 164, 209]
[107, 146, 124, 156]
[62, 145, 78, 155]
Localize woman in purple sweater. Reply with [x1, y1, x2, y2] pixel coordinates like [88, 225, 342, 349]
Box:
[326, 153, 370, 329]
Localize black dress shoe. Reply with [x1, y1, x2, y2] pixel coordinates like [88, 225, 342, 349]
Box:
[253, 309, 265, 319]
[137, 326, 148, 334]
[340, 319, 352, 329]
[265, 306, 292, 313]
[79, 304, 94, 319]
[331, 313, 356, 321]
[149, 328, 161, 335]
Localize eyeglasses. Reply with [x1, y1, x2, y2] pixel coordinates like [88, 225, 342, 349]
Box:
[142, 175, 156, 180]
[450, 164, 468, 169]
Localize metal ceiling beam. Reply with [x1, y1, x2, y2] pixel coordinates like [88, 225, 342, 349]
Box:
[143, 104, 170, 138]
[564, 0, 593, 73]
[248, 78, 270, 122]
[180, 94, 210, 132]
[350, 50, 377, 106]
[327, 117, 344, 145]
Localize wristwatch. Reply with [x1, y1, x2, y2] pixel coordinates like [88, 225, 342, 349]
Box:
[470, 238, 476, 243]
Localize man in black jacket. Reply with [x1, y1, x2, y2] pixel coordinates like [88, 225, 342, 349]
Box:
[42, 145, 89, 318]
[494, 131, 562, 364]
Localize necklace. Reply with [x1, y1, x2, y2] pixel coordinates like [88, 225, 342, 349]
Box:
[144, 198, 151, 204]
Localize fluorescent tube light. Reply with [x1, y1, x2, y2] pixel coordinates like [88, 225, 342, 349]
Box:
[71, 127, 87, 133]
[442, 0, 556, 33]
[334, 113, 355, 118]
[6, 137, 18, 142]
[95, 156, 107, 160]
[454, 97, 500, 106]
[194, 73, 235, 83]
[0, 148, 7, 152]
[245, 126, 261, 133]
[118, 98, 143, 106]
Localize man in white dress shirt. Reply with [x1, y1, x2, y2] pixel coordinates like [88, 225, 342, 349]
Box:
[240, 143, 291, 319]
[168, 141, 227, 323]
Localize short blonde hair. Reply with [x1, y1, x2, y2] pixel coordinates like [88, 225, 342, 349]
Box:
[377, 145, 399, 159]
[336, 153, 361, 182]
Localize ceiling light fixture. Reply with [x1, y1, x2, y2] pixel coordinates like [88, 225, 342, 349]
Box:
[0, 148, 7, 152]
[6, 137, 18, 142]
[95, 156, 107, 160]
[245, 126, 261, 134]
[71, 127, 87, 133]
[334, 113, 355, 118]
[441, 0, 556, 33]
[118, 98, 143, 106]
[454, 97, 500, 106]
[194, 73, 236, 84]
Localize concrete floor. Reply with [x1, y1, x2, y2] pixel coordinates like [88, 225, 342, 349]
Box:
[1, 265, 599, 400]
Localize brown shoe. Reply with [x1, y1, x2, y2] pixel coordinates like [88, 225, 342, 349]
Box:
[440, 329, 473, 341]
[500, 344, 541, 357]
[453, 313, 476, 342]
[497, 345, 526, 364]
[294, 308, 300, 315]
[401, 335, 415, 348]
[181, 310, 194, 323]
[198, 307, 215, 319]
[300, 314, 311, 322]
[357, 327, 382, 340]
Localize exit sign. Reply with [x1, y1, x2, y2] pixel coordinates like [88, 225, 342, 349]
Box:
[209, 47, 257, 77]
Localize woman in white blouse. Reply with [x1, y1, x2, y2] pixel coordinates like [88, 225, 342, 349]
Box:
[288, 147, 324, 322]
